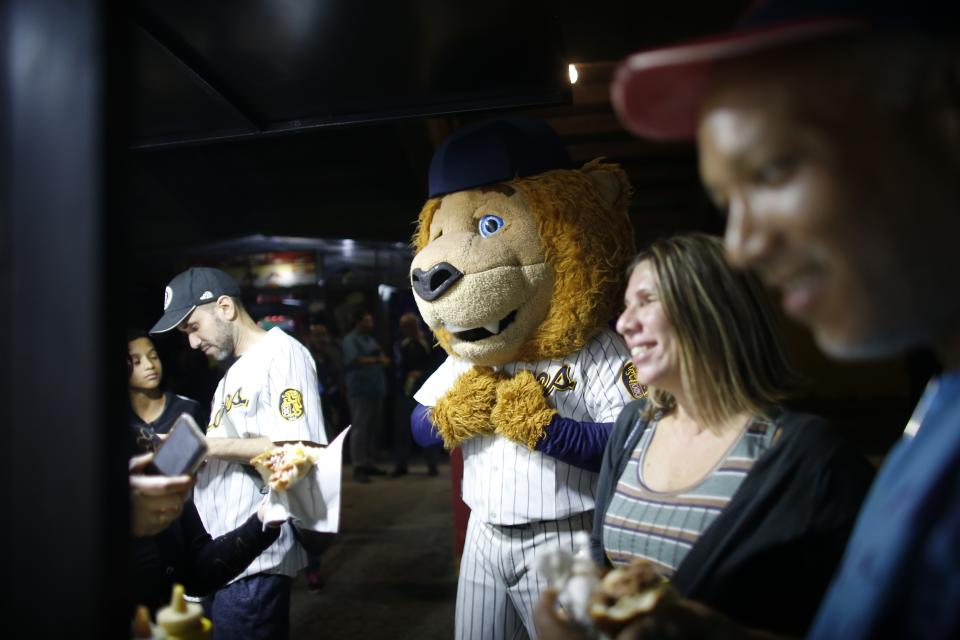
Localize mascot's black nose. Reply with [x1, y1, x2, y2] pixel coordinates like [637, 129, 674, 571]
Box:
[411, 262, 463, 302]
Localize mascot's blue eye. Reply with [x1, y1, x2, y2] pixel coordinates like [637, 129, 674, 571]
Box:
[478, 214, 505, 238]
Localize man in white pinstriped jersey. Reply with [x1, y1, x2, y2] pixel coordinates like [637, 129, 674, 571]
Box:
[150, 267, 326, 640]
[409, 119, 644, 639]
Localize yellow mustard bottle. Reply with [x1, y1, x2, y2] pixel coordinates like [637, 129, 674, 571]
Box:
[155, 584, 212, 640]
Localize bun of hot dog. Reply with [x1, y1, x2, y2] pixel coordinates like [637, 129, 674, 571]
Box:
[589, 560, 669, 635]
[250, 442, 323, 491]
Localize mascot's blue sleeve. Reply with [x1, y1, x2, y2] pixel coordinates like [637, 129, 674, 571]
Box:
[535, 415, 613, 473]
[411, 403, 443, 447]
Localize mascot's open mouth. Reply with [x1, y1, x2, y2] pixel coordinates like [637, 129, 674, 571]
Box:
[446, 310, 518, 342]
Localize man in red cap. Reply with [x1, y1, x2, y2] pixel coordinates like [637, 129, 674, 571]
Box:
[536, 1, 960, 638]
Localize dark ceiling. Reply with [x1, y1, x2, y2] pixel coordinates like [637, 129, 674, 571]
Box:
[126, 0, 749, 257]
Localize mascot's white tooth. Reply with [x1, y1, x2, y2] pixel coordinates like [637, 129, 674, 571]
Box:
[442, 321, 500, 334]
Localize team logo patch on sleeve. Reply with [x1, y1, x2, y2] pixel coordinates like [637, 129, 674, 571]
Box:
[279, 389, 305, 420]
[619, 361, 647, 400]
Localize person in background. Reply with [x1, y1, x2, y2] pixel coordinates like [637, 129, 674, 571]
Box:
[392, 311, 440, 477]
[341, 309, 390, 483]
[149, 266, 326, 640]
[307, 319, 347, 443]
[536, 234, 874, 638]
[539, 1, 960, 638]
[127, 329, 206, 455]
[301, 318, 344, 591]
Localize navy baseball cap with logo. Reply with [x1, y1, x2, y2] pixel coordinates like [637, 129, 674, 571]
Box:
[150, 267, 241, 334]
[611, 0, 960, 141]
[427, 117, 571, 198]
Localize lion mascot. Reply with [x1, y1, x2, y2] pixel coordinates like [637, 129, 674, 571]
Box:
[409, 118, 643, 639]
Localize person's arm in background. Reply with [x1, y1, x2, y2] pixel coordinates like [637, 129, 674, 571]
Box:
[343, 332, 368, 367]
[356, 343, 390, 367]
[343, 332, 388, 368]
[178, 500, 282, 597]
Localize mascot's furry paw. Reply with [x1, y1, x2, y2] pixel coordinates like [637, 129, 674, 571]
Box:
[491, 370, 558, 450]
[433, 367, 507, 449]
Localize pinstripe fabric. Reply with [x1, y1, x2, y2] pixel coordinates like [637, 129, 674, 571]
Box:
[416, 329, 638, 524]
[456, 510, 594, 640]
[194, 328, 327, 583]
[602, 416, 776, 575]
[416, 329, 638, 637]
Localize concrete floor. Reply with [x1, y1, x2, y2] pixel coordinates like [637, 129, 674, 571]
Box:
[290, 463, 458, 639]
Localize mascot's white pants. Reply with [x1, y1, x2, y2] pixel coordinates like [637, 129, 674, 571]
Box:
[455, 509, 593, 640]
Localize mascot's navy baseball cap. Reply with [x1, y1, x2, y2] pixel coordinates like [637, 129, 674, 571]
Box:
[150, 267, 241, 334]
[427, 117, 572, 198]
[611, 0, 960, 141]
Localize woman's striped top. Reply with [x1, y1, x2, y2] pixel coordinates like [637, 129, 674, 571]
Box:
[602, 414, 778, 576]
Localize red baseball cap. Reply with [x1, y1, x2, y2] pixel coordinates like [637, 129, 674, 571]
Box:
[611, 0, 958, 141]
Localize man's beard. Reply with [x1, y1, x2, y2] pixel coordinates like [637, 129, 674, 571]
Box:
[209, 316, 236, 361]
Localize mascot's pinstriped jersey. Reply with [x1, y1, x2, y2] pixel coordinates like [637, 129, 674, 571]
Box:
[416, 328, 641, 524]
[194, 327, 326, 583]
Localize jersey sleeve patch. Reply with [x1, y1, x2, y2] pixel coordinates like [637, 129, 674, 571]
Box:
[619, 361, 647, 400]
[279, 388, 305, 421]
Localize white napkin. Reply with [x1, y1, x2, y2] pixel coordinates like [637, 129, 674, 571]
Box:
[260, 426, 350, 533]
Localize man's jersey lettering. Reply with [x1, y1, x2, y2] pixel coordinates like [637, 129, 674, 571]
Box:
[208, 388, 250, 431]
[536, 365, 577, 395]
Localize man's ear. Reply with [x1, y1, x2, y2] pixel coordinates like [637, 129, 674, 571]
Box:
[215, 295, 239, 321]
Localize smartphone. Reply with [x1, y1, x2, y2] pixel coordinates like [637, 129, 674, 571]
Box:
[148, 413, 208, 477]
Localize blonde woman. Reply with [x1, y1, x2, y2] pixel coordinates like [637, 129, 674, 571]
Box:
[583, 234, 873, 636]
